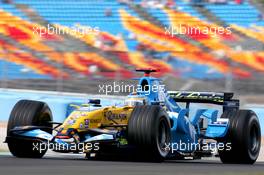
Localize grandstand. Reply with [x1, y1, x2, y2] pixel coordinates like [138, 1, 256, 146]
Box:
[0, 0, 264, 94]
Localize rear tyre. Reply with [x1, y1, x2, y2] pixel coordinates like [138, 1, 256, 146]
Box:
[7, 100, 53, 158]
[218, 110, 261, 164]
[128, 105, 171, 162]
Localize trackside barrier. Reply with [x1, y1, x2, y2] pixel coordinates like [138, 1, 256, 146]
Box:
[0, 88, 124, 122]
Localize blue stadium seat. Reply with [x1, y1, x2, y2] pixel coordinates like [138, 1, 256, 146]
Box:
[205, 3, 262, 26]
[0, 1, 29, 20]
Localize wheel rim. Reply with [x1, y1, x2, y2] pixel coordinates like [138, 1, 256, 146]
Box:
[159, 121, 166, 147]
[249, 123, 260, 153]
[157, 118, 170, 156]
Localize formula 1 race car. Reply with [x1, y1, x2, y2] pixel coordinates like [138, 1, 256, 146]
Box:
[5, 69, 261, 164]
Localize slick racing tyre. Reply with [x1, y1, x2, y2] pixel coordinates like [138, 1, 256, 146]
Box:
[7, 100, 53, 158]
[128, 105, 171, 162]
[218, 110, 261, 164]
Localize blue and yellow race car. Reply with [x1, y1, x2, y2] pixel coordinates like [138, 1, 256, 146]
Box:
[5, 69, 261, 164]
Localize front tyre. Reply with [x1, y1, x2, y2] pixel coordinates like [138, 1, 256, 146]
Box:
[7, 100, 53, 158]
[218, 110, 261, 164]
[128, 105, 171, 161]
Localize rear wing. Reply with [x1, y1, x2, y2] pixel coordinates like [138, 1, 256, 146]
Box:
[168, 91, 239, 111]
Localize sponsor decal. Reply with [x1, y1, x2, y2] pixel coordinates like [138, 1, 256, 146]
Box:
[104, 111, 127, 121]
[67, 120, 75, 125]
[170, 92, 224, 103]
[84, 119, 90, 128]
[89, 119, 101, 123]
[80, 123, 83, 128]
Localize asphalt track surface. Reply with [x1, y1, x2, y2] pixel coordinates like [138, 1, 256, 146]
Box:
[0, 153, 264, 175]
